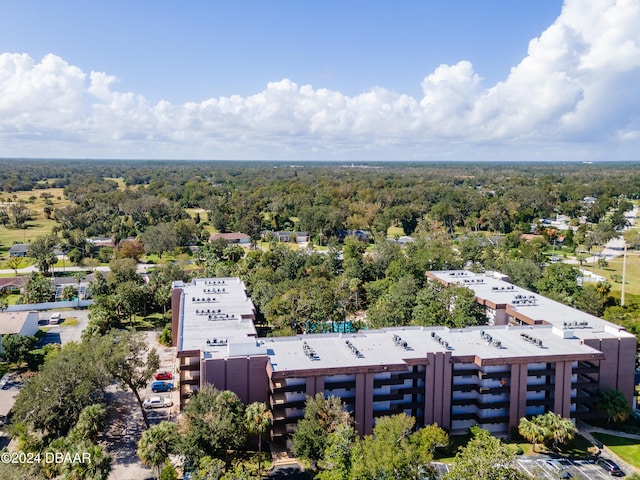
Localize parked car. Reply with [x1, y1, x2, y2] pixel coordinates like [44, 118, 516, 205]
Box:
[596, 457, 625, 476]
[154, 371, 173, 380]
[143, 396, 173, 409]
[50, 312, 62, 324]
[151, 381, 174, 393]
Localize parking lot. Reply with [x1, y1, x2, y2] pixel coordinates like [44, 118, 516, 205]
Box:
[517, 457, 627, 480]
[38, 309, 90, 345]
[434, 457, 630, 479]
[141, 334, 178, 426]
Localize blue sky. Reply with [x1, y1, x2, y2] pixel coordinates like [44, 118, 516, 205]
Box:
[0, 0, 639, 161]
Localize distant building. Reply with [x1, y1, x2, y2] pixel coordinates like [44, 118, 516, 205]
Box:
[8, 244, 29, 257]
[0, 277, 25, 294]
[261, 231, 310, 243]
[386, 236, 415, 246]
[86, 237, 116, 249]
[337, 230, 372, 242]
[209, 232, 251, 244]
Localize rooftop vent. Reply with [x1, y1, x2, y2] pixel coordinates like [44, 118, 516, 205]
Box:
[431, 332, 449, 349]
[480, 331, 502, 348]
[520, 332, 544, 348]
[302, 341, 319, 361]
[392, 334, 411, 350]
[345, 340, 364, 358]
[563, 321, 589, 329]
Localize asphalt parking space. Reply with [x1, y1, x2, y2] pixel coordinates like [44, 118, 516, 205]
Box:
[517, 457, 623, 480]
[142, 333, 178, 425]
[38, 309, 90, 345]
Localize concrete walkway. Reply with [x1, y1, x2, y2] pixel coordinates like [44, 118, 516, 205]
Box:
[584, 426, 640, 441]
[578, 421, 640, 474]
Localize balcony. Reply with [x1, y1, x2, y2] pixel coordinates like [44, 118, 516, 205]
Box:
[373, 376, 405, 388]
[270, 393, 307, 410]
[397, 387, 425, 395]
[478, 386, 510, 395]
[450, 412, 510, 425]
[324, 381, 356, 390]
[527, 368, 555, 377]
[398, 371, 425, 380]
[181, 377, 199, 386]
[452, 383, 477, 393]
[373, 408, 404, 418]
[271, 382, 306, 394]
[373, 392, 405, 402]
[452, 398, 510, 409]
[526, 398, 554, 407]
[179, 362, 200, 371]
[453, 368, 479, 377]
[478, 371, 510, 380]
[573, 365, 599, 375]
[527, 384, 555, 392]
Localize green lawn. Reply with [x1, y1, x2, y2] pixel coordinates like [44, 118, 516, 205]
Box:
[387, 226, 406, 237]
[185, 208, 208, 223]
[592, 432, 640, 469]
[129, 313, 170, 331]
[0, 186, 70, 259]
[436, 434, 593, 464]
[60, 317, 79, 327]
[596, 253, 640, 296]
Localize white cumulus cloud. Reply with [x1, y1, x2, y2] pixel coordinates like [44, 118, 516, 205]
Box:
[0, 0, 639, 160]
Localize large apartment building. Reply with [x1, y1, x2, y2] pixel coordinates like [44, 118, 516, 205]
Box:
[171, 272, 636, 438]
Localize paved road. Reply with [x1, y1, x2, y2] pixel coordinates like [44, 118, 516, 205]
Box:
[0, 263, 157, 276]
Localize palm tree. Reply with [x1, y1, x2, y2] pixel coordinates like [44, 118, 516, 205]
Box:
[597, 389, 632, 424]
[73, 270, 85, 308]
[518, 417, 545, 452]
[137, 421, 179, 479]
[535, 412, 576, 451]
[245, 401, 273, 476]
[63, 443, 112, 480]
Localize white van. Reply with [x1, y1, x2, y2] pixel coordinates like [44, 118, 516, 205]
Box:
[50, 312, 62, 324]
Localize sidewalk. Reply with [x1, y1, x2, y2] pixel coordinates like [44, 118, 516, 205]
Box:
[578, 420, 640, 474]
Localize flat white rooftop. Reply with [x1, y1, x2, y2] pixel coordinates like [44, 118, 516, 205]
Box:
[175, 277, 257, 352]
[427, 270, 634, 341]
[265, 325, 604, 373]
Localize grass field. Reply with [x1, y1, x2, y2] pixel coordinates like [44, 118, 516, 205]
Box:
[387, 226, 406, 237]
[592, 432, 640, 469]
[185, 208, 208, 223]
[0, 185, 71, 260]
[582, 252, 640, 296]
[104, 177, 127, 189]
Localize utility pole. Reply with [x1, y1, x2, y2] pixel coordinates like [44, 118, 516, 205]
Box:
[621, 243, 627, 307]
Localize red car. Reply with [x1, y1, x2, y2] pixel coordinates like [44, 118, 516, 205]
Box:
[154, 371, 173, 381]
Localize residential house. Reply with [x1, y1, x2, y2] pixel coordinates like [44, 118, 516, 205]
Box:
[337, 230, 372, 242]
[0, 311, 40, 354]
[261, 231, 310, 243]
[209, 232, 251, 244]
[8, 244, 29, 257]
[87, 237, 116, 249]
[0, 277, 25, 294]
[386, 235, 415, 246]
